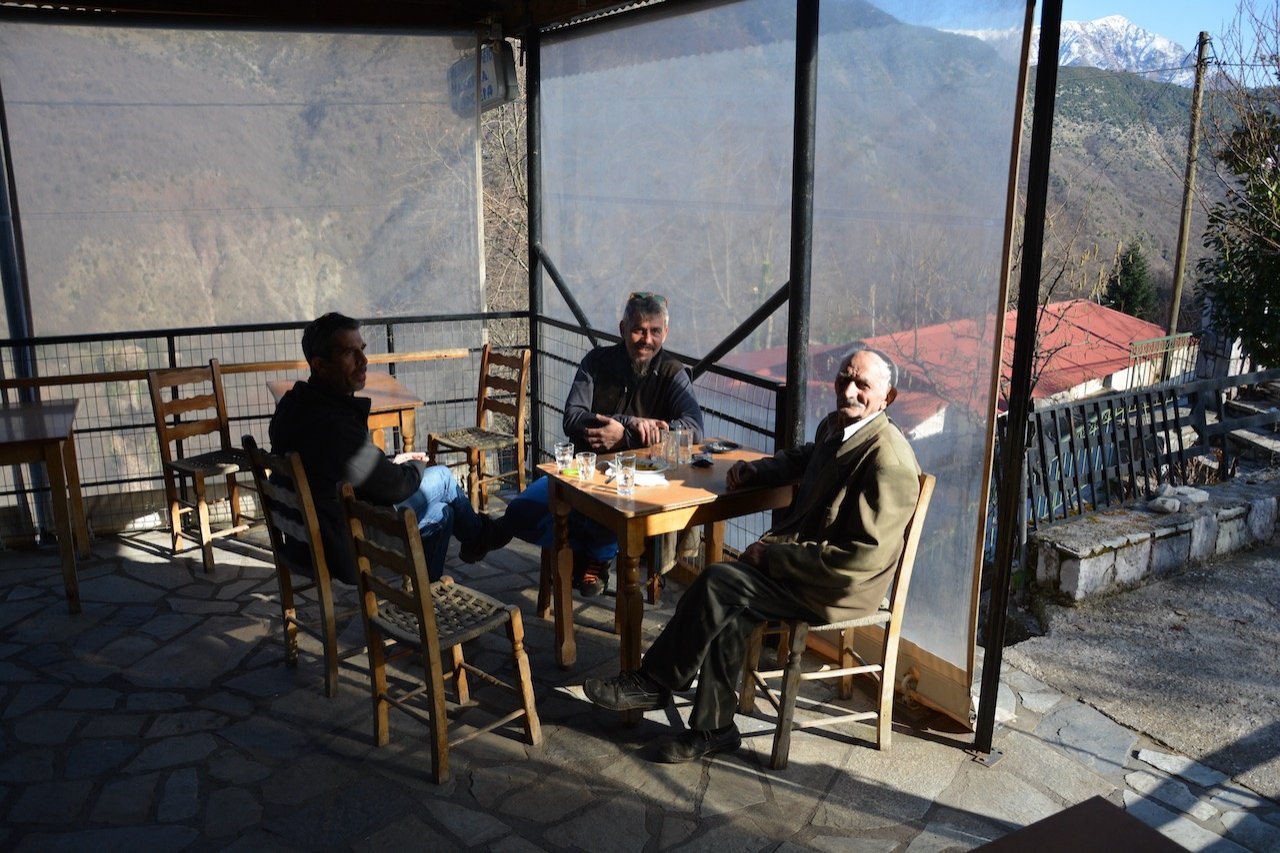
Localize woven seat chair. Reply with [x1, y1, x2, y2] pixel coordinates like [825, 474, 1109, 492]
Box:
[146, 358, 258, 572]
[738, 472, 935, 769]
[242, 435, 362, 698]
[427, 344, 531, 510]
[340, 483, 541, 783]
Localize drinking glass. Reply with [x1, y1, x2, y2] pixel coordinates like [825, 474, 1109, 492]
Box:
[663, 429, 679, 466]
[673, 428, 693, 466]
[615, 452, 637, 497]
[554, 441, 574, 473]
[575, 452, 597, 483]
[651, 426, 669, 464]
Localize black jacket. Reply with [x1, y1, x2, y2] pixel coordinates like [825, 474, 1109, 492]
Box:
[269, 378, 425, 584]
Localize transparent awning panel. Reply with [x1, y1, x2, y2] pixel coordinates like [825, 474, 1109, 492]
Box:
[543, 0, 1027, 718]
[814, 2, 1025, 670]
[0, 24, 481, 336]
[541, 0, 798, 352]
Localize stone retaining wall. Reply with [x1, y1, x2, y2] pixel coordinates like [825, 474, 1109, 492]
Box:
[1031, 468, 1280, 601]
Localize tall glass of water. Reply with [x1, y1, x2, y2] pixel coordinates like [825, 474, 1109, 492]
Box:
[674, 428, 693, 466]
[615, 452, 637, 497]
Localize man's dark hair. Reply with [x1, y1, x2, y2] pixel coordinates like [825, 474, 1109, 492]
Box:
[302, 312, 360, 362]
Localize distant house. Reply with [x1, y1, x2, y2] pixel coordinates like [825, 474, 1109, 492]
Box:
[724, 299, 1173, 441]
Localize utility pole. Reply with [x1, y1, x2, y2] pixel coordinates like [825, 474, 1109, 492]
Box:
[1165, 31, 1210, 378]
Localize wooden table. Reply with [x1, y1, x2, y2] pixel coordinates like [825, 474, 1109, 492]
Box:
[543, 445, 795, 676]
[268, 371, 425, 453]
[0, 399, 91, 614]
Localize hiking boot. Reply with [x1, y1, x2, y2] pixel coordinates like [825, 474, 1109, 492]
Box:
[459, 514, 513, 564]
[583, 670, 671, 711]
[654, 725, 742, 763]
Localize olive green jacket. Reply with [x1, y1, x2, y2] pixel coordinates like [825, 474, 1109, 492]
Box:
[744, 411, 921, 622]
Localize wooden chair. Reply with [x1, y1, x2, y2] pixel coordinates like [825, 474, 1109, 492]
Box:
[146, 358, 257, 572]
[340, 483, 541, 784]
[738, 473, 936, 769]
[242, 435, 362, 699]
[427, 345, 531, 510]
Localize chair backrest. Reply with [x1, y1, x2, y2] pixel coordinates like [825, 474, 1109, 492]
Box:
[475, 345, 531, 439]
[339, 482, 441, 649]
[885, 473, 937, 619]
[242, 434, 330, 584]
[146, 358, 234, 463]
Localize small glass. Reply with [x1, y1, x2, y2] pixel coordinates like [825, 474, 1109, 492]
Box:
[615, 452, 637, 497]
[575, 451, 597, 483]
[673, 428, 694, 466]
[651, 426, 669, 463]
[554, 441, 575, 473]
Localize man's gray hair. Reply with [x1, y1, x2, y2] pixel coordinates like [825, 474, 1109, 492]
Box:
[842, 343, 900, 389]
[623, 291, 669, 326]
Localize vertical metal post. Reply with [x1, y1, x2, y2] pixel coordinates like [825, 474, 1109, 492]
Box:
[525, 30, 544, 468]
[0, 74, 36, 392]
[975, 0, 1063, 755]
[784, 0, 819, 449]
[1165, 31, 1210, 374]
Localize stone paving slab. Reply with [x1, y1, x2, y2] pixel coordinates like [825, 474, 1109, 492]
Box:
[0, 531, 1276, 850]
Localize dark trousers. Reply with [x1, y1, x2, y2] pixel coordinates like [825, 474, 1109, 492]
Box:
[641, 560, 823, 731]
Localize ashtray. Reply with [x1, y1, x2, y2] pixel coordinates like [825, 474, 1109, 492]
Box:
[703, 440, 740, 453]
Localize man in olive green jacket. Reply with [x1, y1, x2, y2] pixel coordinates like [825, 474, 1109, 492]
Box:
[585, 345, 922, 763]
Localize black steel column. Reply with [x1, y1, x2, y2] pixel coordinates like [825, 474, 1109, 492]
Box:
[0, 73, 36, 394]
[975, 0, 1063, 755]
[783, 0, 819, 449]
[525, 30, 544, 467]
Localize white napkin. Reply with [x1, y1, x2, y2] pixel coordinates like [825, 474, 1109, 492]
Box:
[634, 471, 669, 488]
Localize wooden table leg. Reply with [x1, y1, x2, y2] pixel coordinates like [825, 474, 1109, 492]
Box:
[63, 429, 90, 558]
[402, 409, 416, 453]
[44, 441, 81, 615]
[704, 520, 725, 565]
[551, 484, 576, 668]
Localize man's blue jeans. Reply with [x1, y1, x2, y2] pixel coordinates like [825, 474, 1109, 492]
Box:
[501, 476, 618, 562]
[394, 465, 482, 581]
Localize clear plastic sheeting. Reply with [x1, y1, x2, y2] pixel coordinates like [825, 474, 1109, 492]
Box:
[0, 24, 482, 336]
[541, 0, 1027, 711]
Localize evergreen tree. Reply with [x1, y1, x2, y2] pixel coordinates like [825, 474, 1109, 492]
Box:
[1102, 242, 1157, 322]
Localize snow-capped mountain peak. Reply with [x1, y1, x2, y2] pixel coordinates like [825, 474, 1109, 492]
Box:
[957, 15, 1195, 86]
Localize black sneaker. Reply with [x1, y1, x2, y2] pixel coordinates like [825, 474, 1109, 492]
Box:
[654, 725, 742, 763]
[583, 670, 671, 711]
[459, 514, 513, 564]
[576, 557, 610, 597]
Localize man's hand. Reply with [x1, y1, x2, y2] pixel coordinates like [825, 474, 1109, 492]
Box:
[392, 451, 427, 465]
[583, 415, 626, 450]
[740, 541, 767, 568]
[629, 417, 670, 448]
[726, 460, 756, 490]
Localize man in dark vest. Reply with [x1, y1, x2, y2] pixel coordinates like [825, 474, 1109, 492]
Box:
[498, 291, 704, 595]
[584, 345, 921, 762]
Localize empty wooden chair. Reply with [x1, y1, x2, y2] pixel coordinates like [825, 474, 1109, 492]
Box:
[340, 482, 541, 783]
[242, 435, 362, 698]
[738, 473, 936, 769]
[427, 344, 531, 510]
[146, 358, 256, 572]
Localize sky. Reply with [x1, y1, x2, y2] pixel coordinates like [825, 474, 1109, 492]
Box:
[1061, 1, 1235, 51]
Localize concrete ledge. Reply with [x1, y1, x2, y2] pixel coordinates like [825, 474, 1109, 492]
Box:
[1031, 468, 1280, 601]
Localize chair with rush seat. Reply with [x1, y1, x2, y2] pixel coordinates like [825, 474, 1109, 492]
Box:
[738, 472, 935, 769]
[340, 483, 541, 784]
[427, 344, 531, 510]
[242, 435, 362, 698]
[146, 358, 257, 572]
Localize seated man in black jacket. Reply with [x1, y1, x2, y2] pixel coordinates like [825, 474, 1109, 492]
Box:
[269, 312, 506, 585]
[498, 291, 704, 595]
